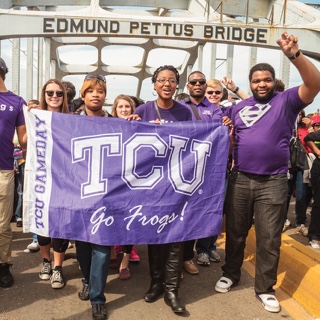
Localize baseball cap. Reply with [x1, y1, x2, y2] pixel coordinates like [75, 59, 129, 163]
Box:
[0, 57, 8, 74]
[311, 115, 320, 126]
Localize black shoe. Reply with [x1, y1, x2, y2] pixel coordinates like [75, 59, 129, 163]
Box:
[144, 282, 165, 302]
[164, 290, 186, 313]
[16, 220, 22, 227]
[92, 303, 107, 320]
[0, 263, 14, 288]
[78, 280, 90, 300]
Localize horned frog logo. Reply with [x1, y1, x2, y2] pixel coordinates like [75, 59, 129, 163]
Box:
[239, 103, 271, 127]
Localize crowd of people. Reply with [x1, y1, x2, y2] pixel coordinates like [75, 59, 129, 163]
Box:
[1, 31, 320, 320]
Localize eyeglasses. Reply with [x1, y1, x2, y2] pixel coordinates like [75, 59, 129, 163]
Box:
[189, 79, 206, 86]
[313, 124, 320, 127]
[156, 79, 177, 84]
[85, 74, 106, 82]
[206, 90, 222, 95]
[45, 90, 63, 97]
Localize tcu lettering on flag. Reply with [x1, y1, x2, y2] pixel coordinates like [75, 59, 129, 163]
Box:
[23, 109, 229, 246]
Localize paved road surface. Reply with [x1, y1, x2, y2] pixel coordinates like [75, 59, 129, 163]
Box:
[1, 223, 311, 320]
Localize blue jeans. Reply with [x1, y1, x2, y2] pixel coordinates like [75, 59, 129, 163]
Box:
[309, 161, 320, 241]
[76, 241, 111, 304]
[196, 235, 218, 254]
[222, 170, 287, 295]
[287, 169, 312, 225]
[14, 163, 25, 221]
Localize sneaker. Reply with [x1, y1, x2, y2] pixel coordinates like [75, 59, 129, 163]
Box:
[296, 224, 308, 237]
[215, 276, 233, 293]
[50, 268, 65, 289]
[0, 263, 14, 288]
[114, 245, 123, 255]
[282, 219, 291, 232]
[197, 252, 210, 266]
[27, 241, 40, 251]
[183, 260, 199, 274]
[256, 294, 280, 313]
[39, 259, 52, 280]
[92, 303, 107, 320]
[309, 239, 320, 249]
[119, 268, 131, 280]
[208, 250, 221, 262]
[78, 280, 90, 300]
[129, 247, 140, 262]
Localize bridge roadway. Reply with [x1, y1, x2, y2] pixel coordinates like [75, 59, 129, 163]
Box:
[0, 200, 318, 320]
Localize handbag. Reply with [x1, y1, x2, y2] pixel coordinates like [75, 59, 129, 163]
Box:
[289, 135, 308, 171]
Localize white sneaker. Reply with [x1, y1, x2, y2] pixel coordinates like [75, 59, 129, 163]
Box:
[309, 239, 320, 249]
[27, 241, 40, 251]
[256, 294, 280, 313]
[296, 224, 308, 237]
[215, 276, 233, 293]
[282, 219, 291, 232]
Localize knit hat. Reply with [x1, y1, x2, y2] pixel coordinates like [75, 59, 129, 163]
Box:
[0, 57, 8, 74]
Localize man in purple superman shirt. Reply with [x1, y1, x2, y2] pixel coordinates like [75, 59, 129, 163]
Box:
[215, 32, 320, 313]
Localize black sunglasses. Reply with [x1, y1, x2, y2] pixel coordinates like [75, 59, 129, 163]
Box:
[206, 90, 222, 95]
[189, 79, 206, 86]
[85, 74, 106, 82]
[45, 90, 63, 97]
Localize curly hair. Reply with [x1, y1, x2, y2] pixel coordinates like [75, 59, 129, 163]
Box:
[151, 65, 180, 84]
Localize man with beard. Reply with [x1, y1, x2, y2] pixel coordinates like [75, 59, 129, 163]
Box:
[214, 32, 320, 314]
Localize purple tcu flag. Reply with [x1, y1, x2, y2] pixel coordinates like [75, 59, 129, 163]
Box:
[23, 109, 229, 245]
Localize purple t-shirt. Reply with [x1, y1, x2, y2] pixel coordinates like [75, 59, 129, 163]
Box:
[228, 86, 307, 175]
[179, 97, 222, 121]
[134, 100, 192, 122]
[0, 91, 26, 170]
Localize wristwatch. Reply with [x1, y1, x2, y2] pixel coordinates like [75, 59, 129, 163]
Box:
[289, 50, 301, 60]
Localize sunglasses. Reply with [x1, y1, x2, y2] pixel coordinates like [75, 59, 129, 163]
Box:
[85, 74, 106, 82]
[206, 90, 222, 95]
[189, 79, 206, 86]
[45, 90, 63, 97]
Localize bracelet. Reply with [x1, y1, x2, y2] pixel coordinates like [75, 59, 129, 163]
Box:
[233, 86, 239, 94]
[289, 50, 301, 60]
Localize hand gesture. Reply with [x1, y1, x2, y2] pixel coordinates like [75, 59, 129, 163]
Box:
[276, 32, 299, 58]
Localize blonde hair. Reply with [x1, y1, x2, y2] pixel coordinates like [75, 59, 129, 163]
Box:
[80, 78, 107, 98]
[40, 79, 69, 114]
[206, 79, 223, 91]
[111, 94, 136, 117]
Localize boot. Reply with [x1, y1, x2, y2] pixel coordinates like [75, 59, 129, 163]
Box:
[144, 244, 165, 302]
[0, 263, 14, 288]
[164, 289, 185, 313]
[164, 242, 185, 313]
[144, 279, 165, 302]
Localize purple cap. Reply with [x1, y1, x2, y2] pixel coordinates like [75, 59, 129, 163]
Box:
[0, 58, 8, 74]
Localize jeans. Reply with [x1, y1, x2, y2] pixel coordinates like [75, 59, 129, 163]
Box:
[76, 241, 111, 304]
[222, 170, 287, 295]
[287, 169, 312, 225]
[309, 161, 320, 241]
[196, 235, 218, 254]
[14, 163, 25, 222]
[183, 240, 195, 261]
